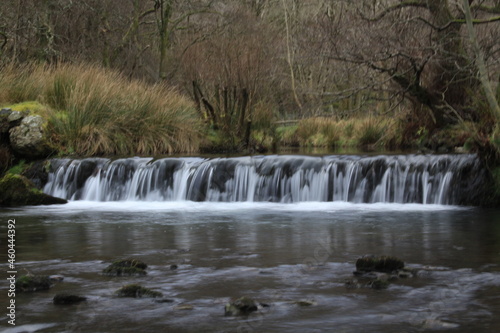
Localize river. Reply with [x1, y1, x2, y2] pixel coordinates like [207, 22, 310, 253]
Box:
[1, 202, 500, 332]
[1, 154, 499, 332]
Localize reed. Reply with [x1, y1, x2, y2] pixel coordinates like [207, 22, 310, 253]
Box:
[0, 63, 202, 156]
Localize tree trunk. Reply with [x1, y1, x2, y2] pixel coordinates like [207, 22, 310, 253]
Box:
[158, 0, 173, 80]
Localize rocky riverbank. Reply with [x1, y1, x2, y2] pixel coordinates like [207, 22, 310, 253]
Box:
[0, 108, 66, 207]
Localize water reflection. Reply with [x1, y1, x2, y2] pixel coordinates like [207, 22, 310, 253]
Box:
[1, 203, 499, 332]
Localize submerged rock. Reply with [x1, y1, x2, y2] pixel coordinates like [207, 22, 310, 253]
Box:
[102, 259, 148, 276]
[0, 174, 67, 207]
[53, 294, 87, 305]
[355, 255, 404, 273]
[16, 275, 52, 292]
[294, 300, 317, 306]
[49, 275, 65, 283]
[174, 304, 194, 310]
[224, 297, 260, 316]
[115, 284, 162, 298]
[349, 256, 416, 290]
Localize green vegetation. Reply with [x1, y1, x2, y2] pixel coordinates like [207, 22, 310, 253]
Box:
[6, 160, 27, 175]
[0, 63, 202, 156]
[4, 101, 51, 117]
[0, 173, 67, 206]
[102, 259, 148, 276]
[15, 275, 52, 292]
[115, 284, 162, 298]
[286, 117, 399, 150]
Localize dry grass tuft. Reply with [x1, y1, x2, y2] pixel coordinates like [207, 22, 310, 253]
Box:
[0, 63, 202, 156]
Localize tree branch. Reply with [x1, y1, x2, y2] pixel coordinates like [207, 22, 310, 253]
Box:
[453, 16, 500, 24]
[471, 4, 500, 14]
[361, 1, 428, 21]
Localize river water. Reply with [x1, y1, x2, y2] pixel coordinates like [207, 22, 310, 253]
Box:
[1, 201, 500, 332]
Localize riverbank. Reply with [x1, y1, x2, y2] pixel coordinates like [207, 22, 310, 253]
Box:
[1, 62, 499, 207]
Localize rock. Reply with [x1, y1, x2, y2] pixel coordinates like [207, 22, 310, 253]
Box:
[174, 304, 194, 310]
[22, 160, 51, 189]
[355, 255, 405, 273]
[0, 174, 67, 207]
[169, 264, 178, 270]
[154, 298, 175, 303]
[0, 109, 13, 134]
[1, 109, 28, 135]
[0, 144, 13, 175]
[345, 279, 362, 289]
[49, 275, 65, 283]
[16, 275, 52, 292]
[53, 294, 87, 305]
[224, 297, 260, 316]
[7, 110, 25, 123]
[9, 115, 54, 158]
[369, 278, 390, 290]
[102, 259, 148, 276]
[294, 300, 317, 306]
[115, 284, 162, 298]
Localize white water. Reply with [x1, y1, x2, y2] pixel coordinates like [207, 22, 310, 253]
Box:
[43, 154, 483, 205]
[17, 200, 468, 215]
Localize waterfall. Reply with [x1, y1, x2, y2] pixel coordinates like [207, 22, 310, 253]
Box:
[43, 154, 485, 205]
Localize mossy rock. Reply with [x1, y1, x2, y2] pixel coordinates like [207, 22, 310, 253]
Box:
[355, 255, 404, 273]
[115, 284, 162, 298]
[102, 259, 148, 276]
[370, 278, 390, 290]
[53, 294, 87, 305]
[16, 275, 52, 292]
[0, 173, 67, 207]
[224, 297, 259, 316]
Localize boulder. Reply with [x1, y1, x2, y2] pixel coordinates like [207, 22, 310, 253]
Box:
[16, 275, 52, 292]
[9, 115, 53, 158]
[355, 255, 404, 273]
[102, 259, 148, 276]
[224, 297, 260, 316]
[0, 108, 25, 135]
[0, 174, 67, 207]
[115, 284, 162, 298]
[53, 294, 87, 305]
[22, 160, 51, 189]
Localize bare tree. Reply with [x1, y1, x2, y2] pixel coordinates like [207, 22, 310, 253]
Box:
[325, 0, 500, 129]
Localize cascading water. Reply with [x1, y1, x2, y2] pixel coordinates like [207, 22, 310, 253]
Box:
[43, 154, 485, 205]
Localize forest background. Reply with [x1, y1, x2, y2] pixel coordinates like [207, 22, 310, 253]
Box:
[0, 0, 499, 160]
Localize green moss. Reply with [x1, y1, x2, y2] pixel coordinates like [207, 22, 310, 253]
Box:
[6, 160, 27, 175]
[115, 284, 162, 298]
[102, 259, 148, 276]
[16, 275, 52, 292]
[0, 174, 67, 206]
[4, 101, 52, 118]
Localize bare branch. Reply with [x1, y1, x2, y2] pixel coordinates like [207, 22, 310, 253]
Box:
[361, 1, 428, 22]
[471, 4, 500, 14]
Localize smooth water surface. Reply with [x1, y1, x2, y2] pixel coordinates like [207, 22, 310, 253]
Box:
[1, 202, 500, 332]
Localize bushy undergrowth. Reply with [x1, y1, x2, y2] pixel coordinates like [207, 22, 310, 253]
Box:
[0, 63, 202, 156]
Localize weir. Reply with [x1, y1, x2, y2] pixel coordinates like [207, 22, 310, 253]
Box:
[43, 154, 485, 205]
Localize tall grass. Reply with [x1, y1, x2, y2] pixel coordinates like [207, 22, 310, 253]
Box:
[0, 63, 202, 156]
[293, 116, 397, 148]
